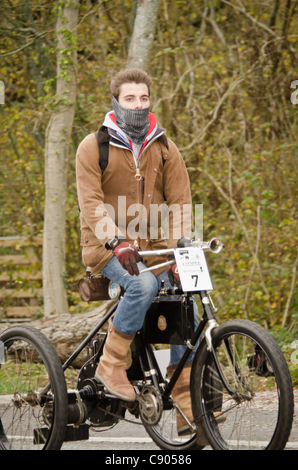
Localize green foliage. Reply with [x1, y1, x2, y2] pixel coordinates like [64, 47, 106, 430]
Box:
[0, 0, 298, 331]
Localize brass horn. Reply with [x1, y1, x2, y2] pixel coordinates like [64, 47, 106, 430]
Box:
[209, 238, 225, 254]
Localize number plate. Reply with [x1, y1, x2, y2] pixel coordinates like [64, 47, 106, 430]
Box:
[174, 247, 213, 292]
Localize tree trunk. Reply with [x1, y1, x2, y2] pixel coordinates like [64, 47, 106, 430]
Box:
[43, 0, 79, 316]
[126, 0, 160, 71]
[0, 302, 116, 369]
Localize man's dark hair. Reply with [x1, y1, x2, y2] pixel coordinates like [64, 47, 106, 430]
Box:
[110, 69, 152, 100]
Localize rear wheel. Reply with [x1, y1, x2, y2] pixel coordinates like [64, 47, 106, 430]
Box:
[0, 326, 68, 450]
[191, 320, 294, 450]
[143, 403, 202, 451]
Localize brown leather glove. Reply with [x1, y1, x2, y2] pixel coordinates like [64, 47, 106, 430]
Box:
[113, 242, 141, 276]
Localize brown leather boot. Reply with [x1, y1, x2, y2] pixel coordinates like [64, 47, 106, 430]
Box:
[95, 319, 136, 402]
[167, 362, 209, 446]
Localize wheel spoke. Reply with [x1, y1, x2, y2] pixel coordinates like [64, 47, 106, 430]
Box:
[193, 321, 294, 450]
[0, 326, 68, 450]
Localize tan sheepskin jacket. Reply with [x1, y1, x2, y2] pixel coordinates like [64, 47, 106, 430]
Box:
[76, 124, 192, 276]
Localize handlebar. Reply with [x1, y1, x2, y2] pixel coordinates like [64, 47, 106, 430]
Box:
[134, 238, 224, 276]
[139, 238, 224, 258]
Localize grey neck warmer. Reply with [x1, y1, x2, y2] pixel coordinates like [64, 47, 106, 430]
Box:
[112, 97, 150, 145]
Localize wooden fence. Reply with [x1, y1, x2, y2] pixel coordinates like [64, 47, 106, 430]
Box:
[0, 237, 43, 320]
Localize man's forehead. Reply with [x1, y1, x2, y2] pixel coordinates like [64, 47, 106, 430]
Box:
[119, 82, 149, 97]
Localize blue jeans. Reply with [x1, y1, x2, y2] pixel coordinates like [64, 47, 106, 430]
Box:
[101, 255, 199, 364]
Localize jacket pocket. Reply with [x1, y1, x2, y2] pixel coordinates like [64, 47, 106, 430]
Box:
[82, 244, 103, 268]
[80, 228, 101, 247]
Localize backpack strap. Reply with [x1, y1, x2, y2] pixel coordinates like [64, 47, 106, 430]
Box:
[158, 133, 169, 153]
[94, 129, 109, 176]
[94, 126, 168, 174]
[157, 134, 169, 168]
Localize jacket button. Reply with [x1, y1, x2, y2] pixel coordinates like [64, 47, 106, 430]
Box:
[148, 194, 151, 198]
[85, 239, 89, 243]
[154, 168, 157, 172]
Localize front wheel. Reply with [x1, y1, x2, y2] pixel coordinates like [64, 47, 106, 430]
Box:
[0, 326, 68, 450]
[191, 320, 294, 450]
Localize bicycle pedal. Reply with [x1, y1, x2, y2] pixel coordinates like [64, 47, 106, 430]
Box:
[125, 401, 140, 418]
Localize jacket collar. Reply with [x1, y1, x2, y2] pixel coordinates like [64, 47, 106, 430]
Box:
[98, 111, 168, 152]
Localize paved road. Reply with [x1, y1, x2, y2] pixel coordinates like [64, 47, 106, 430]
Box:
[62, 412, 298, 451]
[1, 393, 297, 451]
[62, 417, 160, 451]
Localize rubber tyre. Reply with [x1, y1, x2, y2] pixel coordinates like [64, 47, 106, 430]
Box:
[143, 421, 203, 451]
[191, 320, 294, 450]
[0, 326, 68, 450]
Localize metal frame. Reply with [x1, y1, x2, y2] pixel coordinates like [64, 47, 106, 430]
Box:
[41, 240, 242, 412]
[59, 288, 223, 402]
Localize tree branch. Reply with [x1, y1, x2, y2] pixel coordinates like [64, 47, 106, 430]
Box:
[243, 206, 262, 319]
[179, 63, 260, 152]
[282, 250, 298, 328]
[268, 0, 280, 28]
[198, 150, 271, 306]
[0, 31, 51, 58]
[221, 0, 280, 38]
[152, 61, 204, 113]
[189, 0, 227, 47]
